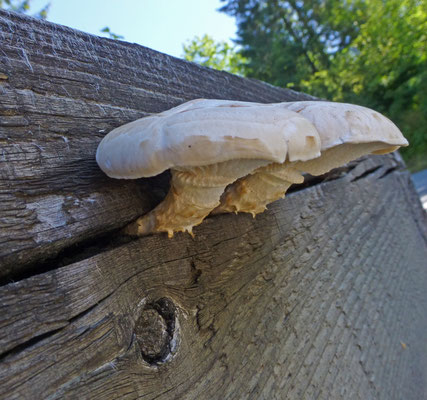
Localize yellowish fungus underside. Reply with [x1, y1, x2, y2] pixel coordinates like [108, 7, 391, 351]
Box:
[95, 99, 408, 238]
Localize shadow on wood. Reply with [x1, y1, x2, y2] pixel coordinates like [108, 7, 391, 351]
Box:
[1, 9, 426, 400]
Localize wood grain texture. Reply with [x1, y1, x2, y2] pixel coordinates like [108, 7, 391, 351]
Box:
[1, 10, 426, 400]
[0, 9, 314, 277]
[1, 154, 426, 400]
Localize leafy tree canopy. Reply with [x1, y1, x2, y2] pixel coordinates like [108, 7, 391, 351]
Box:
[219, 0, 427, 171]
[182, 34, 248, 76]
[2, 0, 424, 169]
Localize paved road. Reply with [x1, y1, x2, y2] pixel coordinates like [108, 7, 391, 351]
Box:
[412, 169, 427, 211]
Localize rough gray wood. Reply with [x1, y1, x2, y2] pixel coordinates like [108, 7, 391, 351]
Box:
[1, 9, 426, 400]
[0, 9, 314, 278]
[1, 154, 426, 400]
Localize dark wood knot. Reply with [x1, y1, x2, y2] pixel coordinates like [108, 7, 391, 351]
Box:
[134, 298, 177, 365]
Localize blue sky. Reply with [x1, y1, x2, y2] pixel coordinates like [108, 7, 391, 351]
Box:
[28, 0, 237, 58]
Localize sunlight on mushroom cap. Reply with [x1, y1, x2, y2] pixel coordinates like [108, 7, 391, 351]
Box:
[280, 101, 408, 176]
[96, 99, 323, 237]
[96, 99, 322, 179]
[214, 100, 409, 216]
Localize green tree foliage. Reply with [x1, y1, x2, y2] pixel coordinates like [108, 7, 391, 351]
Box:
[0, 0, 49, 19]
[300, 0, 427, 170]
[182, 34, 248, 76]
[220, 0, 427, 170]
[219, 0, 367, 87]
[100, 26, 124, 40]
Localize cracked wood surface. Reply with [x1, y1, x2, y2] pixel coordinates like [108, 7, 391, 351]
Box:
[1, 154, 426, 400]
[0, 9, 315, 278]
[1, 9, 427, 400]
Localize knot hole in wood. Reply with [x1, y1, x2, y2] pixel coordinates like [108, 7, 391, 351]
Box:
[134, 298, 177, 365]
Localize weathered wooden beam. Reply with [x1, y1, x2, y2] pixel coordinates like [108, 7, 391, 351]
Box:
[1, 154, 426, 399]
[1, 9, 426, 400]
[0, 9, 315, 278]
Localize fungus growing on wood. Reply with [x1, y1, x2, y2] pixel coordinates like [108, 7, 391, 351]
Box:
[96, 99, 408, 237]
[96, 99, 321, 237]
[214, 101, 409, 215]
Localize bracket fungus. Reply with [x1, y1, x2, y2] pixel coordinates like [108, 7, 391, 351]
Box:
[96, 99, 408, 237]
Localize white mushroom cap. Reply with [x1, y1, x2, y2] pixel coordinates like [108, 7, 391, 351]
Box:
[214, 100, 409, 215]
[278, 101, 408, 176]
[281, 101, 408, 150]
[97, 98, 409, 237]
[96, 99, 322, 179]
